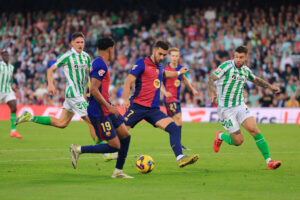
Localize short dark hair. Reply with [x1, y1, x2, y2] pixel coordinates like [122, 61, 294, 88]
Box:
[97, 37, 115, 50]
[154, 40, 170, 51]
[235, 45, 248, 54]
[71, 32, 85, 41]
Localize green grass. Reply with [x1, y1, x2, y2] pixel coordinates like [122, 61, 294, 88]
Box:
[0, 121, 299, 200]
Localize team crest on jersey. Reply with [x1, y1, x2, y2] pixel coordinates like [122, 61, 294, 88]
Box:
[153, 79, 161, 88]
[98, 69, 105, 76]
[124, 117, 128, 121]
[174, 79, 181, 87]
[106, 132, 111, 137]
[156, 69, 159, 74]
[132, 65, 138, 70]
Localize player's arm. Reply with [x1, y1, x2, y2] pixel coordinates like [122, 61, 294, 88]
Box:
[251, 77, 280, 93]
[47, 64, 58, 95]
[207, 73, 219, 103]
[90, 78, 119, 116]
[182, 74, 198, 96]
[161, 83, 172, 97]
[163, 67, 189, 79]
[122, 74, 136, 112]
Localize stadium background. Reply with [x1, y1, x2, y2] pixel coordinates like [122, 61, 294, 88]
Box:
[1, 1, 300, 200]
[0, 0, 300, 110]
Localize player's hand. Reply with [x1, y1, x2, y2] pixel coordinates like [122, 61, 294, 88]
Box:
[48, 84, 56, 95]
[271, 85, 280, 93]
[192, 89, 198, 96]
[179, 67, 189, 75]
[108, 105, 120, 117]
[209, 95, 217, 104]
[165, 91, 173, 98]
[122, 99, 130, 112]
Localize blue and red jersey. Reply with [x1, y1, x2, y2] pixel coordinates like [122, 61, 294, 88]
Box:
[129, 56, 164, 108]
[163, 63, 183, 103]
[87, 57, 111, 117]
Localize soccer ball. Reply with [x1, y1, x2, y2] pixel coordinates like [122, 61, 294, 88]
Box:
[136, 155, 155, 173]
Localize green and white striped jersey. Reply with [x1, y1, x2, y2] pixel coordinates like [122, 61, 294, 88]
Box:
[213, 60, 256, 107]
[0, 61, 14, 93]
[54, 48, 91, 98]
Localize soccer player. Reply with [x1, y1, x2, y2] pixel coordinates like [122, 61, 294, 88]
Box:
[122, 41, 199, 168]
[15, 32, 96, 140]
[208, 45, 282, 170]
[70, 37, 132, 178]
[0, 50, 22, 138]
[161, 47, 198, 150]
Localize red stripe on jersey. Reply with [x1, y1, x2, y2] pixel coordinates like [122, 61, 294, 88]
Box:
[164, 64, 181, 103]
[100, 63, 110, 116]
[133, 57, 161, 107]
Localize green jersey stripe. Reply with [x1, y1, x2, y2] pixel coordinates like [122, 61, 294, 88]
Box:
[232, 68, 243, 107]
[224, 69, 238, 107]
[67, 58, 78, 95]
[238, 85, 244, 105]
[75, 68, 82, 95]
[79, 54, 84, 65]
[221, 67, 232, 95]
[5, 73, 9, 92]
[0, 66, 4, 92]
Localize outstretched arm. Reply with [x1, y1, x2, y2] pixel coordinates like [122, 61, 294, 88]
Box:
[47, 64, 57, 95]
[207, 73, 219, 103]
[122, 74, 136, 112]
[251, 77, 280, 93]
[182, 74, 198, 96]
[163, 67, 189, 79]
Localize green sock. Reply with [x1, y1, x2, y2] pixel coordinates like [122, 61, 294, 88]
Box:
[220, 132, 236, 145]
[254, 133, 271, 161]
[33, 116, 51, 125]
[92, 137, 105, 145]
[10, 113, 17, 131]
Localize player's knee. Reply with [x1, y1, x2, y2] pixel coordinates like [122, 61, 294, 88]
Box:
[235, 138, 244, 146]
[57, 122, 68, 129]
[10, 106, 17, 113]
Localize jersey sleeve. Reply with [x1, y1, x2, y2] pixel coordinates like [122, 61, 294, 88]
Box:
[90, 60, 107, 82]
[246, 67, 256, 81]
[54, 53, 69, 68]
[213, 62, 231, 78]
[130, 59, 145, 77]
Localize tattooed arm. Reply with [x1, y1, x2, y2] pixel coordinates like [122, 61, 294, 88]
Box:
[207, 73, 219, 103]
[251, 77, 280, 93]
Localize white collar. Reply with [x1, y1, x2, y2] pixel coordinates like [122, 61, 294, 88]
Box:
[71, 48, 81, 55]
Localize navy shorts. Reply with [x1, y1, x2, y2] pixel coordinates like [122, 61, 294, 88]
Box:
[165, 102, 181, 117]
[124, 103, 168, 128]
[89, 113, 124, 142]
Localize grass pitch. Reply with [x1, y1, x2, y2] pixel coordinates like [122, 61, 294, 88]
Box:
[0, 121, 299, 200]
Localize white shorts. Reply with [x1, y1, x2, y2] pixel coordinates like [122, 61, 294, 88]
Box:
[0, 92, 16, 103]
[63, 97, 88, 117]
[217, 103, 253, 133]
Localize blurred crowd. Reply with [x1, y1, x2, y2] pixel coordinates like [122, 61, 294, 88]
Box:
[1, 2, 300, 107]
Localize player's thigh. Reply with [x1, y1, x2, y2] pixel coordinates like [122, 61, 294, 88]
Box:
[90, 116, 118, 145]
[241, 116, 260, 136]
[144, 108, 173, 130]
[172, 112, 182, 126]
[123, 104, 145, 128]
[58, 109, 74, 124]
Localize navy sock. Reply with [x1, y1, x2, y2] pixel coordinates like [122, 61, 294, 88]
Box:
[179, 126, 182, 141]
[116, 135, 131, 170]
[81, 143, 119, 153]
[165, 122, 183, 157]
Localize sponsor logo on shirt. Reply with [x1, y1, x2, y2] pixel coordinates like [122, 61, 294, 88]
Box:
[153, 79, 161, 88]
[98, 69, 106, 76]
[232, 75, 246, 82]
[174, 79, 181, 87]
